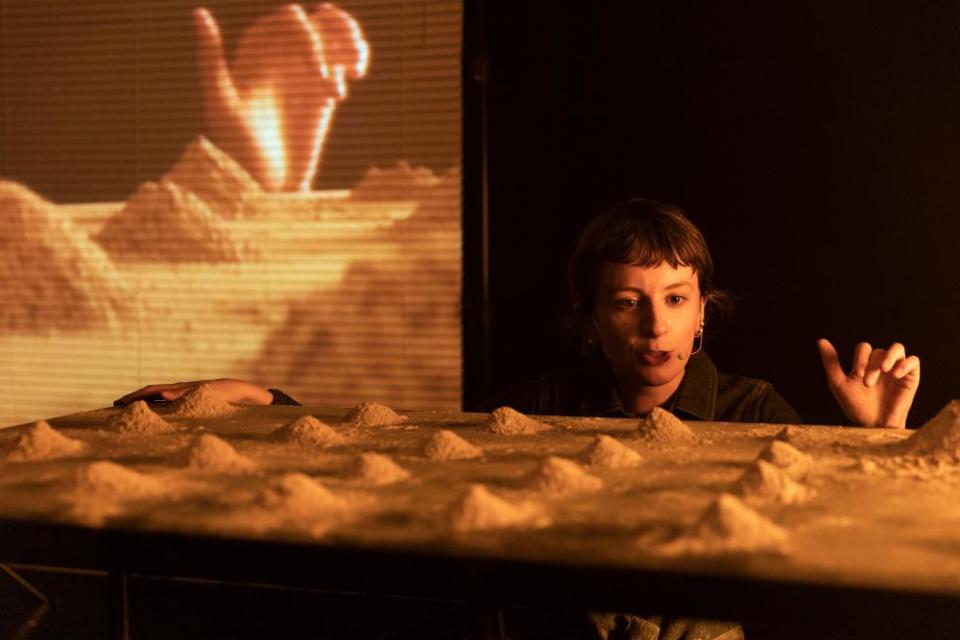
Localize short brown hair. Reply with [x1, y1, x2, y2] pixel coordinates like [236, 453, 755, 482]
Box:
[567, 198, 732, 349]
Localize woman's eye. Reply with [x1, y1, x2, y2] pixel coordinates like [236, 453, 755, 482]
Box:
[667, 295, 686, 306]
[615, 299, 638, 309]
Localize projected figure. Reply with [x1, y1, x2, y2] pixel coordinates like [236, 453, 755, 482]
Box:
[194, 3, 370, 192]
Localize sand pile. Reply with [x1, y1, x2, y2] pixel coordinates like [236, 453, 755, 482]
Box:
[636, 408, 695, 444]
[353, 453, 410, 485]
[249, 255, 461, 409]
[0, 180, 128, 331]
[578, 435, 643, 469]
[168, 385, 239, 419]
[775, 426, 804, 443]
[486, 407, 552, 435]
[524, 456, 603, 495]
[179, 434, 256, 473]
[729, 460, 814, 504]
[349, 161, 441, 201]
[342, 402, 408, 428]
[104, 401, 176, 434]
[665, 493, 789, 555]
[450, 484, 547, 532]
[758, 441, 813, 480]
[95, 179, 255, 263]
[424, 430, 483, 461]
[73, 461, 163, 498]
[254, 473, 342, 516]
[269, 415, 346, 447]
[165, 136, 262, 219]
[5, 420, 85, 461]
[897, 400, 960, 461]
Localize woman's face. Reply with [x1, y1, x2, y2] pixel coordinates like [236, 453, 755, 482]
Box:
[591, 260, 704, 390]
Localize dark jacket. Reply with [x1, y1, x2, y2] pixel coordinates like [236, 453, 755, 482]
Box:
[478, 350, 801, 424]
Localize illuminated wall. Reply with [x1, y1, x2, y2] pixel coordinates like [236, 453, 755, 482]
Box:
[0, 0, 463, 425]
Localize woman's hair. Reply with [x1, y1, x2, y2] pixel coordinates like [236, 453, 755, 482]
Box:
[566, 198, 733, 351]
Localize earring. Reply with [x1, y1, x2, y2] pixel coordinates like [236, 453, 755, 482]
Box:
[691, 320, 705, 355]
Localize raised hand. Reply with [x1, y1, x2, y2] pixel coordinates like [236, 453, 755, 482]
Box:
[193, 3, 369, 191]
[817, 338, 920, 428]
[113, 378, 273, 406]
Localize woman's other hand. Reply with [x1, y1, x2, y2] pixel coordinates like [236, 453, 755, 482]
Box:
[817, 338, 920, 428]
[113, 378, 273, 407]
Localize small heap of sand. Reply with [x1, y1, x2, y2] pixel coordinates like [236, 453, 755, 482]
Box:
[578, 435, 643, 469]
[349, 161, 441, 201]
[450, 484, 547, 532]
[524, 456, 603, 495]
[95, 179, 255, 263]
[897, 400, 960, 462]
[729, 460, 814, 504]
[269, 415, 346, 447]
[666, 493, 789, 555]
[0, 180, 127, 331]
[104, 401, 176, 434]
[486, 407, 552, 435]
[165, 136, 262, 219]
[636, 407, 695, 444]
[775, 426, 804, 443]
[6, 420, 85, 461]
[424, 430, 483, 461]
[255, 473, 342, 516]
[168, 384, 239, 419]
[354, 453, 410, 485]
[342, 402, 408, 428]
[73, 461, 163, 498]
[758, 440, 814, 480]
[179, 434, 256, 473]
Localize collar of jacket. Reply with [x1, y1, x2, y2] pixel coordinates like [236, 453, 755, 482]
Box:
[592, 350, 718, 420]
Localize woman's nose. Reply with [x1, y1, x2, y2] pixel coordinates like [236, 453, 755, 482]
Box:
[641, 304, 669, 337]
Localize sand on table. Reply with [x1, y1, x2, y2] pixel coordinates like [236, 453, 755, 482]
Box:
[424, 429, 483, 461]
[179, 434, 256, 473]
[5, 420, 85, 461]
[104, 401, 176, 435]
[450, 484, 547, 532]
[168, 385, 239, 419]
[486, 407, 552, 435]
[578, 435, 643, 469]
[342, 402, 408, 428]
[663, 493, 789, 555]
[269, 415, 346, 447]
[353, 452, 410, 485]
[635, 407, 695, 444]
[729, 459, 814, 504]
[524, 456, 603, 495]
[758, 440, 814, 480]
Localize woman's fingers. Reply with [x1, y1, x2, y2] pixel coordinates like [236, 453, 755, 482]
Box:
[863, 347, 887, 387]
[850, 342, 872, 379]
[892, 354, 921, 381]
[817, 338, 845, 390]
[879, 342, 906, 373]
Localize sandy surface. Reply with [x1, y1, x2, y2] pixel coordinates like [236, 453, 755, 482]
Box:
[1, 406, 959, 599]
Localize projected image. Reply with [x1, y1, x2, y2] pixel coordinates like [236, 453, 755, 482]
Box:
[0, 1, 462, 425]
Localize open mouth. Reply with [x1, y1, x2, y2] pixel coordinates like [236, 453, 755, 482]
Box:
[639, 350, 671, 366]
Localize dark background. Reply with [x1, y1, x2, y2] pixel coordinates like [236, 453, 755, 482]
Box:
[471, 0, 960, 426]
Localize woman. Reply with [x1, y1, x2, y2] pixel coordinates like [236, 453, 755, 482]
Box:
[116, 198, 921, 429]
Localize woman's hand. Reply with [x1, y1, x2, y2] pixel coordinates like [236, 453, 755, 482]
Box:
[113, 378, 273, 407]
[817, 338, 920, 428]
[193, 4, 368, 191]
